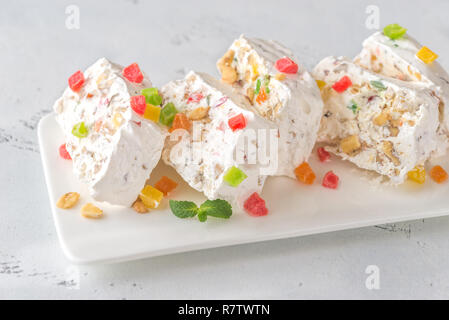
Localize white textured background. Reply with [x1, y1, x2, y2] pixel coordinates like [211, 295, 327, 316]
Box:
[1, 0, 449, 299]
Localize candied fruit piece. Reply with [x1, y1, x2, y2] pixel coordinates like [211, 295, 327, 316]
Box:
[274, 57, 298, 74]
[72, 122, 89, 138]
[143, 104, 161, 122]
[142, 87, 162, 106]
[139, 185, 164, 209]
[159, 103, 178, 126]
[332, 76, 352, 93]
[155, 176, 178, 195]
[170, 113, 191, 132]
[68, 70, 85, 92]
[122, 63, 143, 83]
[256, 87, 268, 104]
[294, 162, 316, 185]
[430, 165, 448, 184]
[187, 92, 204, 104]
[407, 165, 426, 184]
[68, 71, 85, 92]
[316, 79, 326, 90]
[416, 46, 438, 64]
[383, 24, 407, 40]
[228, 113, 247, 131]
[244, 192, 268, 217]
[322, 171, 339, 189]
[130, 95, 147, 115]
[317, 147, 330, 162]
[59, 143, 71, 160]
[223, 166, 247, 187]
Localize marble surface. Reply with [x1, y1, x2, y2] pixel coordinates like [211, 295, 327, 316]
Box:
[1, 0, 449, 299]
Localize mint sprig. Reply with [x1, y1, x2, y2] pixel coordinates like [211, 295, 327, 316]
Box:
[169, 199, 233, 222]
[169, 200, 198, 218]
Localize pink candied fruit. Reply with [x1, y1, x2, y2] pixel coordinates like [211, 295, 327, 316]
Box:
[228, 113, 247, 131]
[322, 171, 339, 189]
[244, 192, 268, 217]
[317, 147, 330, 162]
[332, 76, 352, 93]
[187, 92, 204, 104]
[59, 143, 71, 160]
[123, 63, 144, 83]
[68, 70, 85, 92]
[275, 57, 298, 74]
[130, 95, 147, 115]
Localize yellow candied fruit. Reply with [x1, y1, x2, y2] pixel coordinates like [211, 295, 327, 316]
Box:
[407, 165, 426, 184]
[139, 185, 164, 209]
[252, 63, 259, 80]
[143, 104, 161, 122]
[416, 46, 438, 64]
[112, 112, 124, 128]
[316, 79, 326, 90]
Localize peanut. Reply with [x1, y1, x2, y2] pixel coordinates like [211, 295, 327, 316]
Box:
[56, 192, 80, 209]
[81, 203, 103, 219]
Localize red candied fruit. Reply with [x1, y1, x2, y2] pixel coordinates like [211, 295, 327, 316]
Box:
[130, 95, 147, 115]
[68, 70, 85, 92]
[59, 144, 71, 160]
[123, 63, 144, 83]
[244, 192, 268, 217]
[228, 113, 247, 131]
[275, 57, 298, 74]
[322, 171, 339, 189]
[187, 92, 204, 104]
[317, 147, 331, 162]
[332, 76, 352, 93]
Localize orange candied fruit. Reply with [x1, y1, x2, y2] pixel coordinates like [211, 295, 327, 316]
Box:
[169, 113, 191, 132]
[294, 162, 316, 185]
[256, 87, 268, 104]
[155, 176, 178, 195]
[430, 165, 448, 184]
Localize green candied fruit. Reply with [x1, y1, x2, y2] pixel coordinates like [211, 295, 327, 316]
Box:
[159, 102, 178, 126]
[347, 100, 359, 115]
[72, 122, 89, 138]
[141, 87, 162, 106]
[223, 166, 247, 187]
[370, 80, 387, 91]
[254, 79, 261, 95]
[383, 24, 407, 40]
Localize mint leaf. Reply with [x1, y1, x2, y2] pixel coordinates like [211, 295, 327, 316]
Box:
[370, 80, 387, 91]
[197, 211, 208, 222]
[169, 200, 198, 218]
[199, 199, 232, 220]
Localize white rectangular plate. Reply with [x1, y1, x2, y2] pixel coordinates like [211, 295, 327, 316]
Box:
[39, 114, 449, 264]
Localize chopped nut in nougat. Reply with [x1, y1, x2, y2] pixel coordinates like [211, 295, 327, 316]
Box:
[382, 141, 400, 166]
[187, 106, 210, 120]
[56, 192, 80, 209]
[373, 112, 389, 126]
[340, 135, 361, 155]
[314, 56, 440, 184]
[217, 35, 323, 177]
[81, 203, 103, 219]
